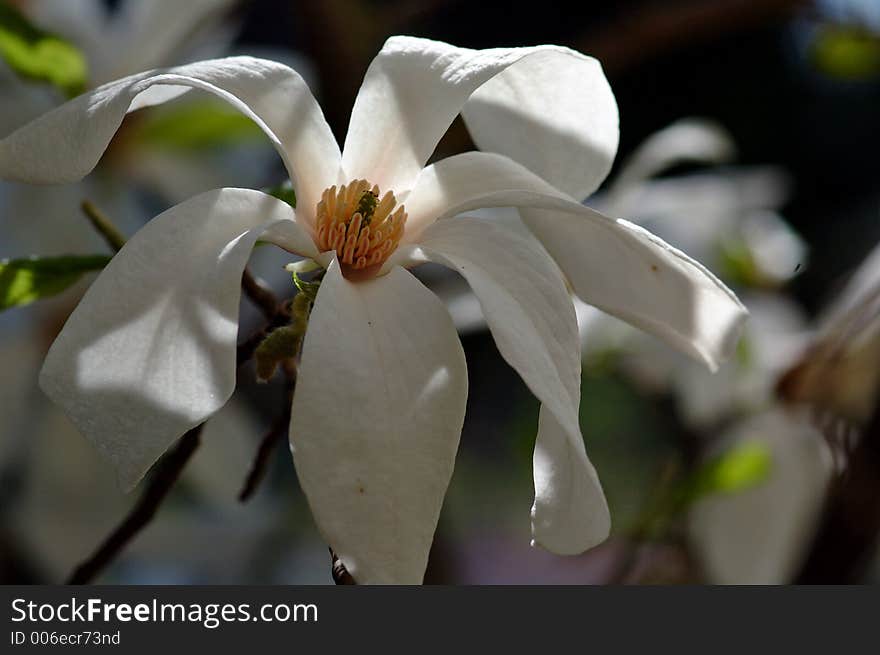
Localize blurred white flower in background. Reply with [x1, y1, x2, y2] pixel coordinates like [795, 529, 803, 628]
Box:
[577, 119, 809, 427]
[578, 121, 832, 583]
[426, 118, 830, 584]
[688, 409, 832, 584]
[0, 0, 245, 256]
[436, 119, 810, 428]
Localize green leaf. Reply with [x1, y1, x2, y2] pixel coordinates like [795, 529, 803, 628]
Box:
[811, 26, 880, 81]
[0, 3, 87, 95]
[137, 101, 264, 150]
[265, 181, 297, 209]
[0, 254, 111, 311]
[688, 441, 773, 501]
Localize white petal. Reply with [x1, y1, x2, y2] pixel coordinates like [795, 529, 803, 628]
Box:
[398, 151, 747, 371]
[522, 206, 747, 371]
[39, 189, 317, 490]
[343, 36, 617, 198]
[402, 151, 567, 240]
[0, 57, 340, 223]
[393, 217, 610, 553]
[289, 262, 468, 584]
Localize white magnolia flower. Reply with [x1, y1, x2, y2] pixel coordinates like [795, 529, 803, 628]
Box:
[0, 37, 747, 584]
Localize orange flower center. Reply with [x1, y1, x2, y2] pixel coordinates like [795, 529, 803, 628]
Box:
[315, 179, 407, 271]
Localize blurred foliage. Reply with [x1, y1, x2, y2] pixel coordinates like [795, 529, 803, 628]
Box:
[0, 254, 110, 311]
[0, 2, 86, 95]
[688, 441, 772, 499]
[811, 26, 880, 80]
[717, 238, 762, 288]
[265, 181, 297, 209]
[137, 102, 264, 150]
[576, 369, 682, 532]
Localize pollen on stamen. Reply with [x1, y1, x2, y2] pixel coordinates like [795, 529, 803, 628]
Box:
[315, 179, 407, 271]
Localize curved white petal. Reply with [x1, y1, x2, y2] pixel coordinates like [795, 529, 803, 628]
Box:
[397, 151, 747, 371]
[392, 218, 610, 553]
[40, 188, 318, 490]
[343, 36, 617, 199]
[402, 152, 567, 240]
[0, 57, 340, 223]
[290, 262, 468, 584]
[522, 206, 747, 371]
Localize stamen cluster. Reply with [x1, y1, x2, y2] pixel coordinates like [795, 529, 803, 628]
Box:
[315, 180, 407, 270]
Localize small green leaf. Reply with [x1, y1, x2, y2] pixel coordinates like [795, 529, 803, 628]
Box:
[137, 101, 264, 150]
[0, 254, 111, 311]
[0, 3, 87, 95]
[689, 441, 773, 501]
[265, 181, 297, 209]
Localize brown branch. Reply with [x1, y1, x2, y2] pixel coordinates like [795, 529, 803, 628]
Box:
[241, 267, 279, 321]
[67, 425, 203, 584]
[238, 376, 296, 502]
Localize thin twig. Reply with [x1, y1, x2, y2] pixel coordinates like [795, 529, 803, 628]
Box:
[238, 376, 296, 502]
[80, 200, 127, 253]
[241, 268, 279, 321]
[67, 425, 203, 584]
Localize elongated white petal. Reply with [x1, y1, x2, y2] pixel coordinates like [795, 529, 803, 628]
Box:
[40, 189, 318, 490]
[290, 262, 468, 584]
[402, 151, 567, 240]
[398, 151, 747, 371]
[522, 206, 747, 371]
[0, 57, 340, 222]
[343, 36, 617, 198]
[393, 218, 610, 553]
